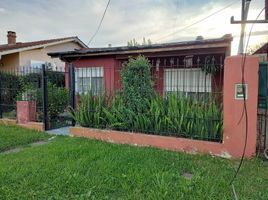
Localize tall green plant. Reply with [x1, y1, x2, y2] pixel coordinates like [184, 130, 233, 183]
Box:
[120, 56, 154, 112]
[71, 56, 223, 142]
[70, 91, 107, 128]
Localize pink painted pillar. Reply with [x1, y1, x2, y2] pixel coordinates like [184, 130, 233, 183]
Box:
[223, 56, 259, 158]
[17, 101, 37, 124]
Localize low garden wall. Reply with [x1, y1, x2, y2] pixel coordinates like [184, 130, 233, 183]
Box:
[0, 118, 44, 131]
[70, 127, 228, 157]
[70, 56, 259, 159]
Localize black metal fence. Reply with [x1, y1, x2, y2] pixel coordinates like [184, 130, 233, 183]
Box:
[0, 56, 224, 141]
[72, 55, 224, 142]
[0, 67, 43, 120]
[257, 110, 268, 157]
[41, 64, 74, 130]
[0, 64, 75, 130]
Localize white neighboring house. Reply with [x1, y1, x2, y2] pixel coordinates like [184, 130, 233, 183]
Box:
[0, 31, 87, 71]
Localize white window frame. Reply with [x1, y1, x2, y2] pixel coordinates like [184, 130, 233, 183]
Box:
[164, 68, 212, 97]
[30, 60, 46, 68]
[75, 67, 104, 94]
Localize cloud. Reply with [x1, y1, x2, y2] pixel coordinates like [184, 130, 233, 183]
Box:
[0, 7, 5, 13]
[0, 0, 266, 55]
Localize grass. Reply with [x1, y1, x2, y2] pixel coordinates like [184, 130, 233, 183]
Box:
[0, 125, 50, 152]
[0, 125, 267, 199]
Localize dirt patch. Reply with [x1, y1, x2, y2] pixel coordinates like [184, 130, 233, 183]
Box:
[182, 172, 193, 180]
[1, 137, 55, 155]
[30, 141, 49, 147]
[1, 147, 23, 155]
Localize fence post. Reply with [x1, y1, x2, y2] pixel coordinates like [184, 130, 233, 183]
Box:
[42, 64, 49, 130]
[69, 63, 76, 126]
[223, 56, 259, 158]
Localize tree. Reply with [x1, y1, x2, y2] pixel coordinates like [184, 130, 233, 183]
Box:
[127, 37, 153, 47]
[248, 42, 266, 55]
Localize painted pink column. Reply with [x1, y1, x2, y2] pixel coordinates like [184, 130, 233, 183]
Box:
[223, 56, 259, 158]
[17, 101, 37, 124]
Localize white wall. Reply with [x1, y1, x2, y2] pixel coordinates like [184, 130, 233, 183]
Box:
[19, 41, 81, 69]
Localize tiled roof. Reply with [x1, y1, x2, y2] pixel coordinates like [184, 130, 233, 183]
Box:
[0, 37, 86, 53]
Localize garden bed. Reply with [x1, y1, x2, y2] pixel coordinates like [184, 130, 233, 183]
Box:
[70, 126, 227, 158]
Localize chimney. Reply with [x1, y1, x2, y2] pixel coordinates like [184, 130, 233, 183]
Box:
[7, 31, 16, 45]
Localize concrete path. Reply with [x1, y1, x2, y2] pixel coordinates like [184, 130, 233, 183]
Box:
[46, 126, 71, 136]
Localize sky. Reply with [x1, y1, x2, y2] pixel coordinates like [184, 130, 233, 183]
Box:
[0, 0, 267, 55]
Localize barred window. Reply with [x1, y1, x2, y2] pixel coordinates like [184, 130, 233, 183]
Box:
[164, 68, 211, 98]
[75, 67, 104, 95]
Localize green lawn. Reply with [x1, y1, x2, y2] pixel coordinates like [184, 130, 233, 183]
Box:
[0, 125, 50, 152]
[0, 125, 267, 199]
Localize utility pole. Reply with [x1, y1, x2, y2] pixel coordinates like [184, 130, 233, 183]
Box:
[238, 0, 251, 54]
[231, 0, 268, 54]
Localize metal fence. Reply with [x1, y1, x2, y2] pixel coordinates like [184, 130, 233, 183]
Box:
[257, 109, 268, 158]
[0, 56, 224, 140]
[0, 65, 75, 130]
[0, 66, 43, 120]
[73, 55, 224, 142]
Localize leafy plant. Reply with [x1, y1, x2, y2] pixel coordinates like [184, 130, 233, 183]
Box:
[120, 55, 154, 113]
[21, 70, 65, 89]
[71, 56, 223, 142]
[70, 91, 107, 128]
[36, 83, 68, 120]
[0, 72, 24, 112]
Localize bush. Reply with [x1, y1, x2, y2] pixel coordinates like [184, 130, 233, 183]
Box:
[36, 83, 68, 120]
[71, 56, 223, 141]
[21, 70, 65, 89]
[0, 72, 24, 112]
[120, 56, 154, 112]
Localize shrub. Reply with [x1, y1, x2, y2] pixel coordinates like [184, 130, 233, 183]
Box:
[36, 83, 68, 120]
[0, 72, 24, 112]
[71, 56, 223, 142]
[120, 55, 154, 112]
[21, 70, 65, 89]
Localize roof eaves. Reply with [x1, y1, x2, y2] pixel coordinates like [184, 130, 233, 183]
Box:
[0, 38, 85, 56]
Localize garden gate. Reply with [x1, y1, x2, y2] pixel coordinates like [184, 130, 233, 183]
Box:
[42, 64, 75, 130]
[257, 62, 268, 158]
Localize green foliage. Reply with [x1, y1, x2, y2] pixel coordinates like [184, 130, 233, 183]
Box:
[0, 72, 24, 112]
[120, 56, 154, 112]
[70, 91, 107, 128]
[21, 70, 65, 88]
[36, 83, 68, 120]
[72, 92, 223, 141]
[72, 56, 223, 141]
[0, 125, 266, 199]
[201, 56, 220, 75]
[0, 125, 49, 152]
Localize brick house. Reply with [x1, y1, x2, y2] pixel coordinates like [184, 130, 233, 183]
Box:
[49, 34, 232, 97]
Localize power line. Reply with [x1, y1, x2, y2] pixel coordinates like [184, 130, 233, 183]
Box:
[154, 0, 239, 43]
[230, 5, 267, 187]
[87, 0, 111, 46]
